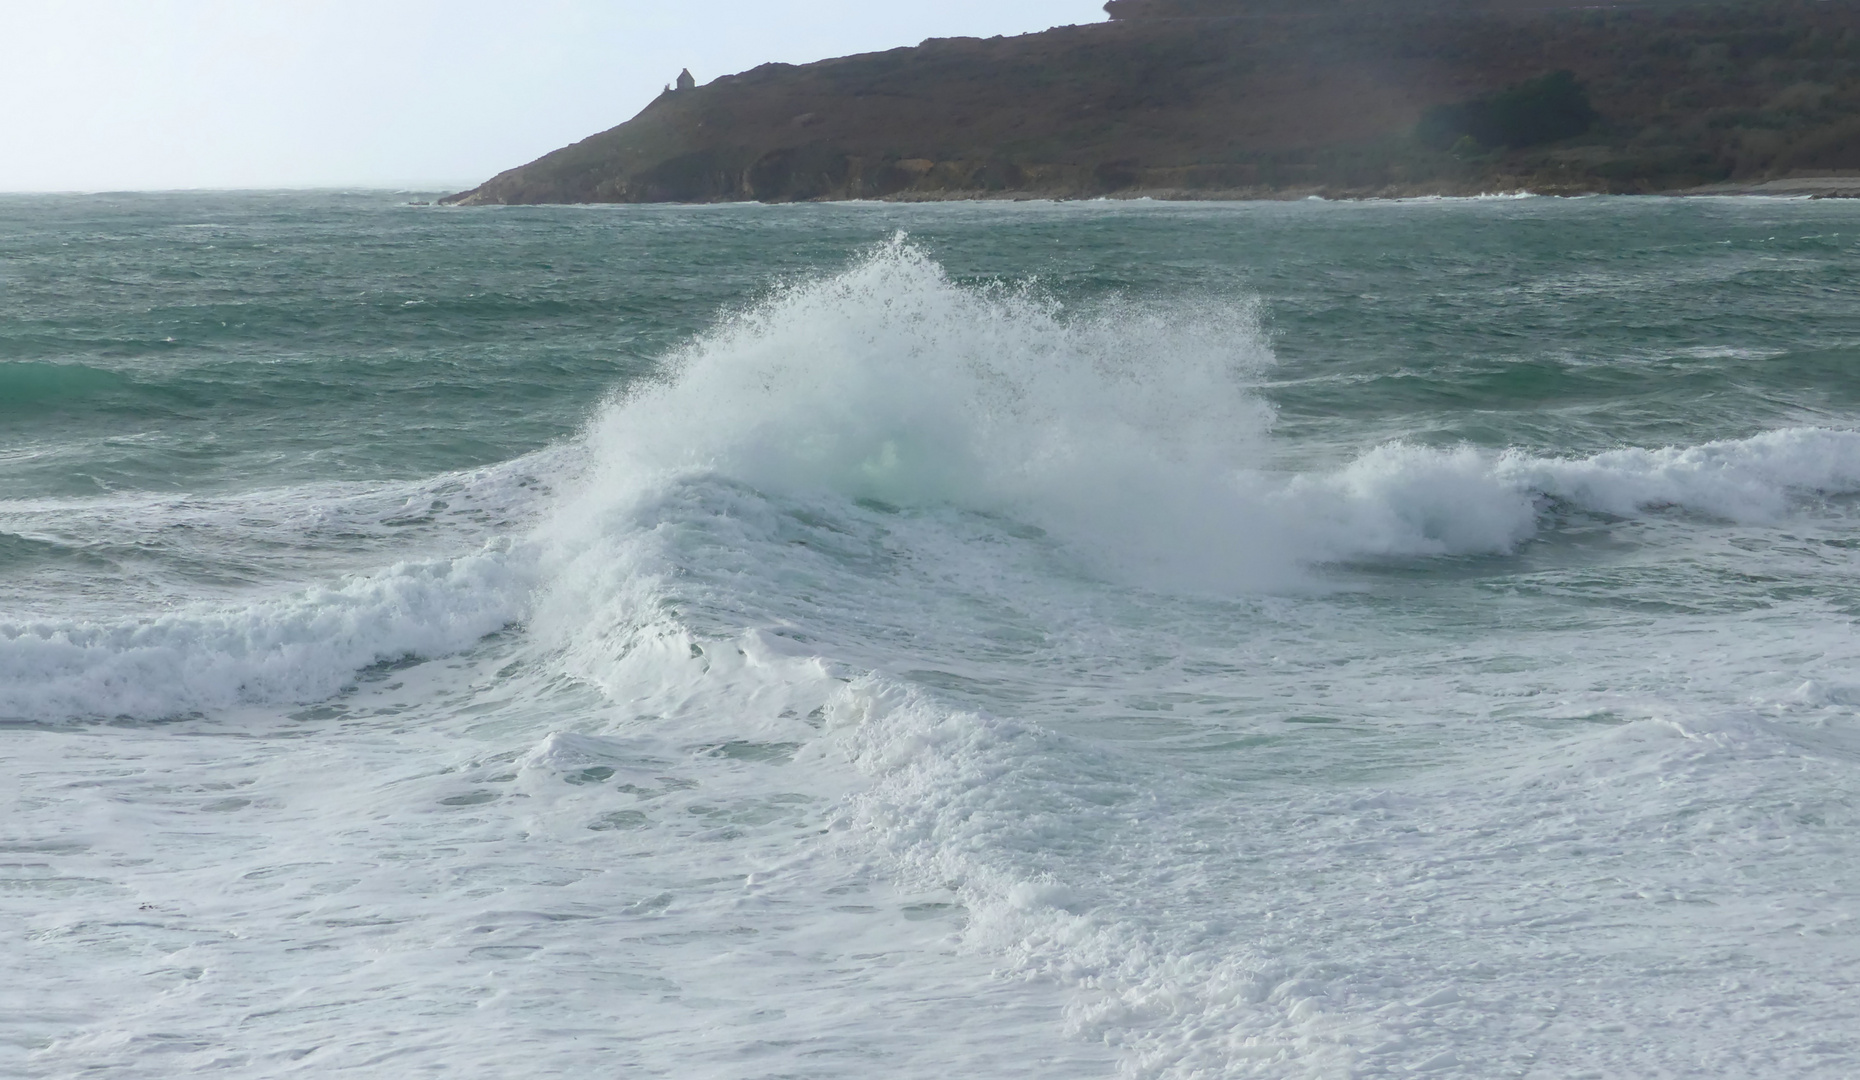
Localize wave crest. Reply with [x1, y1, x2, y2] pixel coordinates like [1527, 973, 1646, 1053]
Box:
[1291, 426, 1860, 561]
[0, 546, 527, 721]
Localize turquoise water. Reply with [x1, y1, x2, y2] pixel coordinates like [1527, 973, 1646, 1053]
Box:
[11, 193, 1857, 496]
[4, 192, 1860, 1077]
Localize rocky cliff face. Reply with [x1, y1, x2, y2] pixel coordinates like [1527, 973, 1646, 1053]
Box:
[446, 0, 1860, 204]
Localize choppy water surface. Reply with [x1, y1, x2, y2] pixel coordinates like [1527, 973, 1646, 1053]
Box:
[4, 192, 1860, 1078]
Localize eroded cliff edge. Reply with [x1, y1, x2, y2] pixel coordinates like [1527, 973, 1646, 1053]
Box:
[446, 0, 1860, 204]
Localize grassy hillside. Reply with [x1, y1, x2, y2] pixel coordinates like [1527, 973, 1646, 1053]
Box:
[447, 0, 1860, 203]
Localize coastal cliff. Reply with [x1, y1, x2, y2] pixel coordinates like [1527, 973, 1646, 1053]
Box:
[446, 0, 1860, 204]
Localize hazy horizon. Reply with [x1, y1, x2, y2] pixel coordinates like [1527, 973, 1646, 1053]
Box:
[0, 0, 1102, 194]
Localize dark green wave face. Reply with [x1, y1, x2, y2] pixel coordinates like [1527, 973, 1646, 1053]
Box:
[0, 361, 131, 408]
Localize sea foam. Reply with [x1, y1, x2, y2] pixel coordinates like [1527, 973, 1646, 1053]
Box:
[1282, 425, 1860, 561]
[0, 546, 528, 720]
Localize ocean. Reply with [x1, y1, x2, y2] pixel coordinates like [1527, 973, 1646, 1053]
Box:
[3, 190, 1859, 1078]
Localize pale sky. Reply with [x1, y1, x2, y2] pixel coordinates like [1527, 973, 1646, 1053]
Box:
[0, 1, 1104, 192]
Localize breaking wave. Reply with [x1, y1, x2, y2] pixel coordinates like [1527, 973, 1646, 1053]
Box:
[554, 236, 1860, 589]
[9, 237, 1860, 721]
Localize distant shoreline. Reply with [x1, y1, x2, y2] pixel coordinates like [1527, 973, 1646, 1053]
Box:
[860, 176, 1860, 203]
[7, 182, 1860, 203]
[576, 176, 1860, 205]
[1667, 176, 1860, 199]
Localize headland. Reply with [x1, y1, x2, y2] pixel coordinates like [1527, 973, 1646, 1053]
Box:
[446, 0, 1860, 204]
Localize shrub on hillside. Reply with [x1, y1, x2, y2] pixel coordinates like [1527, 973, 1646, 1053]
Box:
[1417, 70, 1599, 150]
